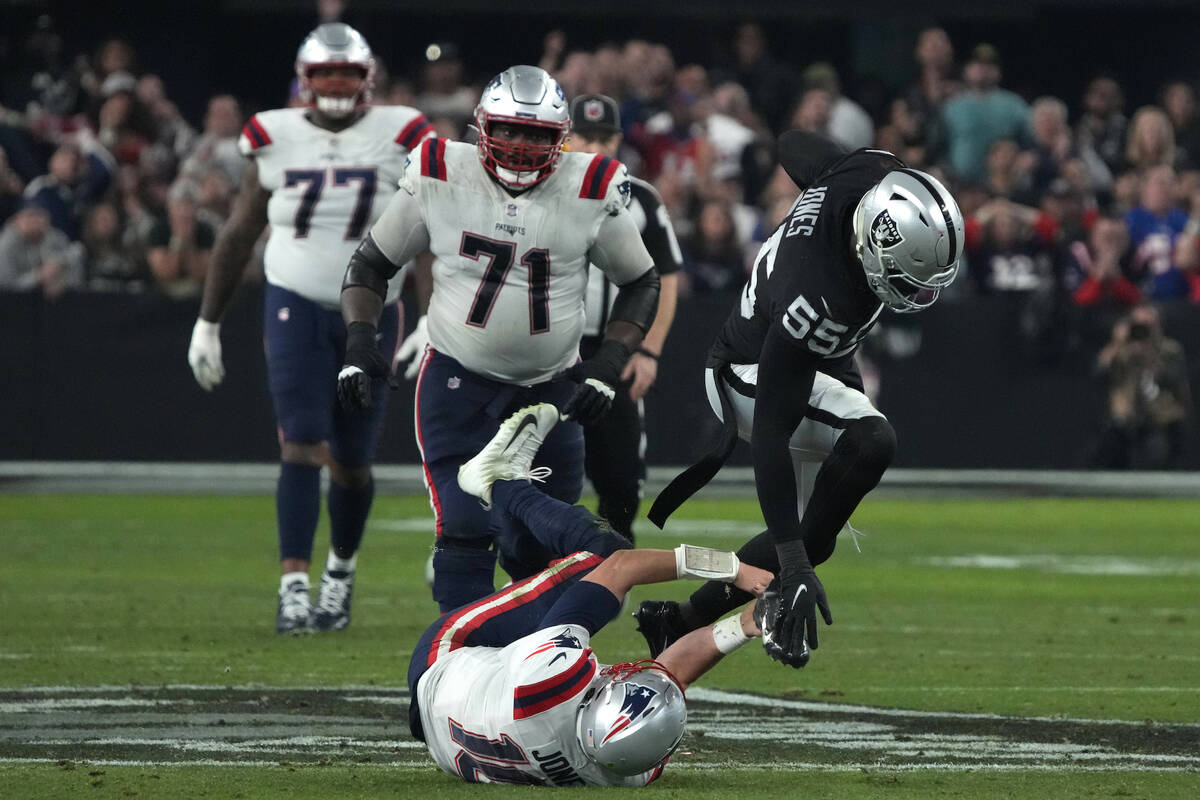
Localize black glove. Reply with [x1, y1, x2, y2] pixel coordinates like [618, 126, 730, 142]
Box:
[337, 321, 390, 411]
[760, 540, 832, 668]
[562, 339, 630, 426]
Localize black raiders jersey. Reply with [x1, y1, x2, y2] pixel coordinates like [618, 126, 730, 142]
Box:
[710, 149, 903, 366]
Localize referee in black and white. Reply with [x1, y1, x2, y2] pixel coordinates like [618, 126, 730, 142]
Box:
[568, 93, 683, 545]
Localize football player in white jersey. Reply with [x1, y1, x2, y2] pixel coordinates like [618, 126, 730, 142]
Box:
[407, 403, 773, 786]
[337, 65, 662, 613]
[186, 23, 433, 634]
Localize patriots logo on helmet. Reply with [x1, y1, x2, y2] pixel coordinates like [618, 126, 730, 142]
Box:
[870, 210, 904, 250]
[600, 683, 659, 744]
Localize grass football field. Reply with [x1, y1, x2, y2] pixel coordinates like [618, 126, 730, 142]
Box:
[1, 492, 1198, 798]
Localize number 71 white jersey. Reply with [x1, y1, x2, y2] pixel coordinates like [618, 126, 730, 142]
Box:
[392, 139, 653, 385]
[240, 105, 432, 308]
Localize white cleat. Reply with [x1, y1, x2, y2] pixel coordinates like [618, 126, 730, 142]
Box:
[457, 403, 559, 509]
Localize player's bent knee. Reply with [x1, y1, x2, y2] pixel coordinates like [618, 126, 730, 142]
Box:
[281, 440, 328, 467]
[329, 460, 371, 489]
[840, 417, 896, 475]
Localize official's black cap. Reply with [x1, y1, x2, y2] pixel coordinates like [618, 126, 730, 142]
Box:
[570, 94, 621, 136]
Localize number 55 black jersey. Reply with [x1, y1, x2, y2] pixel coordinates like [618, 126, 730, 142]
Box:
[710, 147, 905, 367]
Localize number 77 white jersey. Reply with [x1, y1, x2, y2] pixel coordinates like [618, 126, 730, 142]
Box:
[239, 105, 433, 308]
[385, 139, 653, 385]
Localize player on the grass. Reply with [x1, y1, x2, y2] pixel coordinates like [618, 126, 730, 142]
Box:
[336, 65, 661, 613]
[638, 130, 963, 669]
[407, 403, 772, 786]
[186, 23, 433, 634]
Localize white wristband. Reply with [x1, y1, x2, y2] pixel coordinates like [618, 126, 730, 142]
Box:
[674, 544, 740, 581]
[712, 615, 752, 654]
[193, 318, 220, 337]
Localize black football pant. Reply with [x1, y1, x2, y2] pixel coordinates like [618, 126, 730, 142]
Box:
[583, 379, 644, 543]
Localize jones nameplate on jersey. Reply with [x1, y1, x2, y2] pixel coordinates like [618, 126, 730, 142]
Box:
[785, 186, 828, 238]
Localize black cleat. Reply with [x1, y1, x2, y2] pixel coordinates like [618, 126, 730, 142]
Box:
[633, 600, 688, 658]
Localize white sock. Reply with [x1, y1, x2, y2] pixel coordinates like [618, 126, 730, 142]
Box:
[326, 551, 357, 574]
[280, 571, 309, 593]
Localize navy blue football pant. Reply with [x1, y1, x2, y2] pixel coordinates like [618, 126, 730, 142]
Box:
[415, 349, 585, 610]
[264, 284, 398, 562]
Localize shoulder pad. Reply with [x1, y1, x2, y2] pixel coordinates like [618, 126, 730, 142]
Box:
[238, 114, 273, 156]
[512, 643, 596, 720]
[394, 112, 434, 151]
[417, 136, 448, 182]
[579, 154, 625, 201]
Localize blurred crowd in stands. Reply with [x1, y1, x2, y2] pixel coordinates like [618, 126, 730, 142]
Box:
[0, 11, 1194, 466]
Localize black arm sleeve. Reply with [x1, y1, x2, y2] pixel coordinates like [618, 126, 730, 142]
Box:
[632, 182, 682, 275]
[609, 266, 661, 334]
[341, 234, 399, 301]
[752, 324, 820, 546]
[777, 130, 849, 189]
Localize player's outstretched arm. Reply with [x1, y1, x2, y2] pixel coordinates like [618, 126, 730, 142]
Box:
[656, 603, 761, 689]
[582, 547, 772, 604]
[188, 162, 269, 391]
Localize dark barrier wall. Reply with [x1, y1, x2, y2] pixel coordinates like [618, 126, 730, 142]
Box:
[2, 288, 1199, 468]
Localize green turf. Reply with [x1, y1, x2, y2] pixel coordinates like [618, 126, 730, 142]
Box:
[3, 494, 1194, 721]
[5, 764, 1196, 800]
[2, 493, 1198, 795]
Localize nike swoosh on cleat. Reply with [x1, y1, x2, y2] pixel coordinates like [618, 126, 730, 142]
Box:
[791, 584, 808, 610]
[502, 414, 539, 451]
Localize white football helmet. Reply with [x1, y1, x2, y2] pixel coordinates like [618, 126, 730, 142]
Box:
[295, 23, 375, 118]
[853, 168, 963, 313]
[475, 65, 570, 190]
[576, 660, 686, 777]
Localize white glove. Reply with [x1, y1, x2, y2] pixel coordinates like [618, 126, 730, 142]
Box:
[188, 318, 225, 391]
[393, 315, 430, 380]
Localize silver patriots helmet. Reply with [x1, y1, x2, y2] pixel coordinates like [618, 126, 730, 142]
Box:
[295, 23, 375, 118]
[576, 660, 686, 777]
[852, 168, 963, 312]
[474, 65, 570, 190]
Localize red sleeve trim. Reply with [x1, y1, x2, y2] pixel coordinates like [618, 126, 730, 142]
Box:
[420, 137, 447, 181]
[396, 115, 434, 150]
[242, 115, 272, 150]
[513, 649, 596, 719]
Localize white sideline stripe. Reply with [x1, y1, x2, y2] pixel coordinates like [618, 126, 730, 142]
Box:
[26, 737, 424, 751]
[7, 462, 1200, 497]
[686, 688, 1200, 728]
[924, 554, 1200, 576]
[5, 685, 409, 694]
[0, 757, 1195, 773]
[8, 685, 1197, 728]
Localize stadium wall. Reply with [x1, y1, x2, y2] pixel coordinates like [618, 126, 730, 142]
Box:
[2, 289, 1198, 469]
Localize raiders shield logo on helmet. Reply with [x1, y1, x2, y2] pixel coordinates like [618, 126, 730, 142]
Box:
[871, 210, 904, 249]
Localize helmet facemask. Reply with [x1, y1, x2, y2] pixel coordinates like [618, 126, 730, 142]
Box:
[476, 113, 568, 189]
[303, 64, 372, 118]
[575, 660, 686, 777]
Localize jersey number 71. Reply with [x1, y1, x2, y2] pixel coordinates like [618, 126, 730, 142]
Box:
[460, 232, 551, 334]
